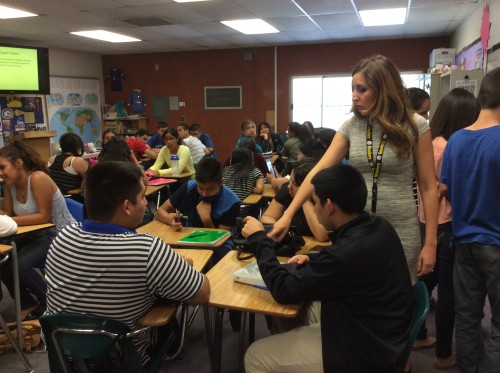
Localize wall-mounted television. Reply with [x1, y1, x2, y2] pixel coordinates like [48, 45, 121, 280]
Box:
[0, 44, 50, 94]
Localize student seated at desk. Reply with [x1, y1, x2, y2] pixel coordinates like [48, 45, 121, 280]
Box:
[236, 118, 263, 153]
[48, 133, 88, 195]
[45, 161, 210, 366]
[148, 128, 195, 178]
[242, 165, 414, 373]
[0, 141, 75, 320]
[177, 123, 209, 165]
[147, 121, 168, 151]
[126, 128, 157, 160]
[190, 123, 217, 158]
[261, 158, 328, 242]
[156, 157, 240, 262]
[222, 148, 264, 217]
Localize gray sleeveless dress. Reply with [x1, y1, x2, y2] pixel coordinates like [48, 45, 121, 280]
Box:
[338, 113, 429, 280]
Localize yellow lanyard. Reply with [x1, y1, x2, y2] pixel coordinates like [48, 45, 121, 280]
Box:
[366, 121, 387, 213]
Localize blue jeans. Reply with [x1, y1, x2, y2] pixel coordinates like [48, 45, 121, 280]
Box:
[1, 230, 55, 309]
[454, 243, 500, 373]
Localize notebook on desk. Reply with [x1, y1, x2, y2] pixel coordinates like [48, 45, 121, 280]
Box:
[177, 230, 229, 245]
[233, 261, 295, 287]
[148, 178, 176, 185]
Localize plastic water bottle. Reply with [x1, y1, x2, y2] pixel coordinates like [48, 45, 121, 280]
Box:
[170, 155, 180, 176]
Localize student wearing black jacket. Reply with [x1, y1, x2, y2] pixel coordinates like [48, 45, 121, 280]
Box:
[242, 165, 414, 373]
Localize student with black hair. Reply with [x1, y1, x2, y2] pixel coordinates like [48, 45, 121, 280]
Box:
[282, 122, 308, 162]
[223, 148, 264, 217]
[48, 133, 88, 195]
[45, 161, 210, 367]
[147, 121, 168, 150]
[242, 165, 414, 373]
[261, 158, 328, 241]
[126, 128, 157, 160]
[408, 87, 431, 120]
[190, 123, 217, 158]
[156, 157, 240, 262]
[256, 120, 284, 153]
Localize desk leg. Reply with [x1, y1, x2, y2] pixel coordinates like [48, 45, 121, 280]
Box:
[249, 313, 255, 344]
[213, 308, 224, 373]
[238, 312, 248, 373]
[11, 241, 24, 350]
[203, 306, 215, 373]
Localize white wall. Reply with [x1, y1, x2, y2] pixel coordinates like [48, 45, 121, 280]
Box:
[452, 0, 500, 54]
[48, 48, 104, 100]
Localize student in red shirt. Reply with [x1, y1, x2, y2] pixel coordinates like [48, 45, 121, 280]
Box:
[126, 129, 157, 160]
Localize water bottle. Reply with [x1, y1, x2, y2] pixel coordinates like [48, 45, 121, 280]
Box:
[170, 155, 180, 176]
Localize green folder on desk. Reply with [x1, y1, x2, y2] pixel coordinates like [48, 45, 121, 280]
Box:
[177, 230, 229, 245]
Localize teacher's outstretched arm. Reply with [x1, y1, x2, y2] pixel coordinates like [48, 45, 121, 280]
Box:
[268, 133, 349, 241]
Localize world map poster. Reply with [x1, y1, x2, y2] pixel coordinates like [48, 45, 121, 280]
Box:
[46, 77, 101, 145]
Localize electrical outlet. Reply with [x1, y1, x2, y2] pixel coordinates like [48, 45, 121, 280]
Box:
[180, 116, 185, 122]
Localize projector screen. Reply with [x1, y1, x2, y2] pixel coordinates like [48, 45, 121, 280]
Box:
[0, 44, 50, 94]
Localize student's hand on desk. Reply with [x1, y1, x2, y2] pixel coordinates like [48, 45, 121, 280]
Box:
[168, 213, 183, 231]
[288, 254, 310, 265]
[242, 216, 265, 238]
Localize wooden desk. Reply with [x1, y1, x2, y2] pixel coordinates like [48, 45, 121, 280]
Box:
[297, 236, 331, 255]
[165, 171, 195, 179]
[2, 223, 55, 350]
[206, 250, 300, 373]
[138, 248, 213, 327]
[137, 220, 230, 248]
[67, 187, 84, 196]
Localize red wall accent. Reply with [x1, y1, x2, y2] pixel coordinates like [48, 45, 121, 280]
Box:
[102, 36, 449, 161]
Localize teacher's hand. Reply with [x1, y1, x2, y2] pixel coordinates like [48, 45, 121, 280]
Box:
[268, 215, 292, 241]
[416, 243, 436, 277]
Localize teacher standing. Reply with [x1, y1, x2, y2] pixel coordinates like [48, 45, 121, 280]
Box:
[270, 55, 438, 279]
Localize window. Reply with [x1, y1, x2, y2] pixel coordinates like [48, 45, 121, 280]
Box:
[291, 73, 421, 130]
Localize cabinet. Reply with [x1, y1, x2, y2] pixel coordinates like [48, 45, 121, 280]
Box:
[439, 70, 483, 99]
[102, 117, 148, 137]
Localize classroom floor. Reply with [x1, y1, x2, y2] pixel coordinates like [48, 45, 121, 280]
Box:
[0, 284, 492, 373]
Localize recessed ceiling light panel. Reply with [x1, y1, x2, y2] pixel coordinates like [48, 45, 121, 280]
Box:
[359, 8, 407, 27]
[0, 5, 37, 19]
[70, 30, 141, 43]
[221, 19, 279, 35]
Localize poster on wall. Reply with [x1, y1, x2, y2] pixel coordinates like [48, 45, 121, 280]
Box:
[46, 77, 101, 145]
[486, 42, 500, 72]
[0, 95, 46, 145]
[455, 39, 483, 70]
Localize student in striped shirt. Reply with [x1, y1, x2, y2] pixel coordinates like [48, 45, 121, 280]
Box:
[45, 161, 210, 365]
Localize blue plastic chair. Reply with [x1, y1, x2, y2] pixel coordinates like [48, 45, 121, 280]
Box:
[40, 313, 176, 373]
[401, 281, 431, 362]
[65, 197, 85, 223]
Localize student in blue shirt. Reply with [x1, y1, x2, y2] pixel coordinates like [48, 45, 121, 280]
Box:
[156, 157, 240, 262]
[147, 122, 168, 151]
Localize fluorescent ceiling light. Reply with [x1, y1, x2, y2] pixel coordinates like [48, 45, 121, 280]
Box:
[359, 8, 407, 27]
[221, 19, 279, 35]
[70, 30, 141, 43]
[174, 0, 210, 2]
[0, 5, 37, 19]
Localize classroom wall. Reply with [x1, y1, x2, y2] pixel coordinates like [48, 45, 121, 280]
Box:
[451, 0, 500, 53]
[48, 48, 104, 102]
[102, 36, 449, 161]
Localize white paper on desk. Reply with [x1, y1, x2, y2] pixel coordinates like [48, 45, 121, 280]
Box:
[232, 261, 295, 287]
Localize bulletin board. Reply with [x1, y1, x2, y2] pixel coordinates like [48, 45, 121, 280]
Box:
[486, 42, 500, 72]
[46, 76, 102, 144]
[0, 95, 47, 148]
[455, 38, 483, 70]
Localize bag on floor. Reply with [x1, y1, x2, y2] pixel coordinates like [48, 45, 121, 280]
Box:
[0, 319, 41, 354]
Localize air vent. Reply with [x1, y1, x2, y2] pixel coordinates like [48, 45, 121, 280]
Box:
[123, 18, 172, 27]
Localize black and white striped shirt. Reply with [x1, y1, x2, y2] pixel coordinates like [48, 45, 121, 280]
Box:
[45, 223, 204, 363]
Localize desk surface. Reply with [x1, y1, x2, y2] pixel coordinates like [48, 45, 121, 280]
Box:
[206, 251, 299, 318]
[137, 220, 230, 248]
[242, 183, 275, 204]
[16, 223, 55, 235]
[0, 244, 12, 255]
[167, 171, 195, 179]
[144, 184, 168, 197]
[138, 248, 213, 327]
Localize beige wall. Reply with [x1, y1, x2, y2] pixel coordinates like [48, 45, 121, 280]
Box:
[48, 47, 104, 102]
[452, 0, 500, 55]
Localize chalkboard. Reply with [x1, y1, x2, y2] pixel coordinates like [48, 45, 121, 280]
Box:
[205, 86, 242, 109]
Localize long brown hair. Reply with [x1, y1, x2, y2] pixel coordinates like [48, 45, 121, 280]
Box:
[352, 55, 418, 159]
[0, 140, 49, 174]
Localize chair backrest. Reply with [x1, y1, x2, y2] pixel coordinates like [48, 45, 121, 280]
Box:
[401, 281, 430, 361]
[65, 197, 85, 223]
[40, 313, 146, 373]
